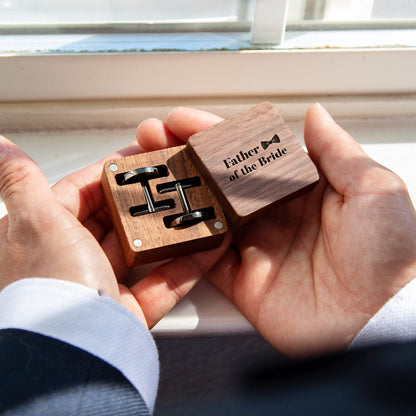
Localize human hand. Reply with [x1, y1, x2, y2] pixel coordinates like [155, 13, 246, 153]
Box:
[0, 134, 230, 328]
[138, 104, 416, 357]
[207, 103, 416, 356]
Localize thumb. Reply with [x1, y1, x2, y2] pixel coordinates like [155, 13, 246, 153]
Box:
[0, 135, 54, 221]
[304, 103, 377, 195]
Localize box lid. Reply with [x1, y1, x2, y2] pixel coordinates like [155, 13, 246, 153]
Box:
[186, 102, 319, 227]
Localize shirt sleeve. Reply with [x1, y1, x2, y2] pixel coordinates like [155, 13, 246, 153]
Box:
[0, 278, 159, 414]
[350, 277, 416, 349]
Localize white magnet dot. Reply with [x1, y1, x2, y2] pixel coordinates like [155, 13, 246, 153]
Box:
[214, 221, 223, 230]
[133, 239, 142, 248]
[109, 163, 118, 172]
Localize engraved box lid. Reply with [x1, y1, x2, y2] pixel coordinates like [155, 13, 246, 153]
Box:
[186, 102, 319, 227]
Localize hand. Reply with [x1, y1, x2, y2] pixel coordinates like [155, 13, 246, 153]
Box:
[137, 104, 416, 357]
[0, 133, 230, 328]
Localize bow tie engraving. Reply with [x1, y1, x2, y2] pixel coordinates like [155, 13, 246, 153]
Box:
[261, 134, 280, 150]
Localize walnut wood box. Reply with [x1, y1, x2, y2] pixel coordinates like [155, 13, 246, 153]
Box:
[102, 102, 319, 265]
[102, 146, 228, 266]
[186, 102, 319, 227]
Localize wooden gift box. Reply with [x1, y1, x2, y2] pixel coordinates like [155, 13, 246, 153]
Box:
[101, 102, 319, 265]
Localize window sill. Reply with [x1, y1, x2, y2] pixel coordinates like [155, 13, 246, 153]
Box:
[1, 29, 416, 54]
[1, 47, 415, 103]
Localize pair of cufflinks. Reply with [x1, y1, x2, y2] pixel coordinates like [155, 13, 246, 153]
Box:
[101, 102, 319, 266]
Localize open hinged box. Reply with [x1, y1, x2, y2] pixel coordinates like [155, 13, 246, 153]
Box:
[101, 102, 319, 266]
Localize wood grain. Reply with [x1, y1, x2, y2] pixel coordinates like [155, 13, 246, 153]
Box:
[186, 102, 319, 227]
[101, 145, 227, 266]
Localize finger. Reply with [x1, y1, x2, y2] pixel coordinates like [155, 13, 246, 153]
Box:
[118, 284, 148, 327]
[129, 232, 232, 328]
[81, 205, 113, 242]
[166, 107, 223, 141]
[304, 103, 380, 196]
[52, 142, 143, 222]
[136, 118, 182, 151]
[0, 135, 54, 221]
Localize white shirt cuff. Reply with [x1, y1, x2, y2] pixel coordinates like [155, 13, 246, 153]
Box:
[350, 278, 416, 349]
[0, 278, 159, 413]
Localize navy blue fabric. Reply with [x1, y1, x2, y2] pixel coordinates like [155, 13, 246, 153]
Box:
[0, 329, 150, 416]
[193, 341, 416, 416]
[3, 327, 416, 416]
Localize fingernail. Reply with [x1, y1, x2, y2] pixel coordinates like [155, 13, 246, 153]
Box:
[316, 103, 334, 122]
[0, 137, 11, 162]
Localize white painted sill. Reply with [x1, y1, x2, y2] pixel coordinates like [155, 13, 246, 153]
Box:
[2, 48, 416, 103]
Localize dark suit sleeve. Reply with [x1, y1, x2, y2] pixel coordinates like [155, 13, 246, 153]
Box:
[189, 340, 416, 416]
[0, 329, 151, 416]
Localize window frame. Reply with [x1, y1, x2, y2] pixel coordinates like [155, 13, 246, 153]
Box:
[1, 2, 415, 105]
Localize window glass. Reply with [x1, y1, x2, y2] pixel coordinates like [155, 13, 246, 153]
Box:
[2, 0, 415, 32]
[0, 0, 252, 25]
[0, 0, 414, 50]
[287, 0, 416, 28]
